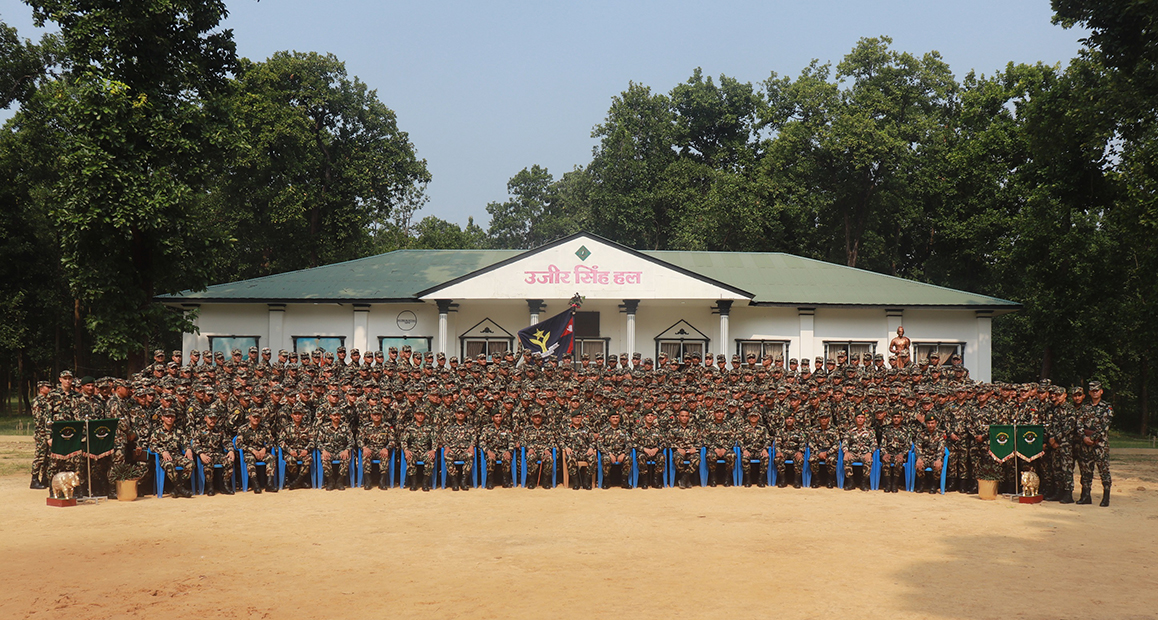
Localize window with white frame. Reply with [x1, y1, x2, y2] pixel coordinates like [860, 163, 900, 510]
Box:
[913, 342, 963, 365]
[209, 336, 259, 360]
[655, 320, 709, 362]
[823, 341, 877, 361]
[293, 335, 345, 355]
[459, 318, 514, 362]
[576, 338, 609, 360]
[736, 339, 789, 361]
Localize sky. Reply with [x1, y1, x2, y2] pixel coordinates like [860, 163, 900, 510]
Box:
[1, 1, 1089, 227]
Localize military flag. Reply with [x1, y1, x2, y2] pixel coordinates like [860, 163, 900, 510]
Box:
[86, 418, 119, 459]
[988, 424, 1016, 462]
[518, 308, 575, 360]
[51, 420, 86, 460]
[1016, 424, 1045, 462]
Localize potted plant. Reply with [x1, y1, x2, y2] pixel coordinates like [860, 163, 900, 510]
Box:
[976, 459, 1001, 500]
[110, 462, 148, 501]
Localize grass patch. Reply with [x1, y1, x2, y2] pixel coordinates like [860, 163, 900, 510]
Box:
[0, 416, 34, 436]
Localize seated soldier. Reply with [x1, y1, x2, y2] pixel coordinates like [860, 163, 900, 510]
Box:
[237, 410, 276, 494]
[360, 408, 393, 490]
[561, 410, 596, 490]
[281, 405, 314, 489]
[775, 413, 805, 488]
[843, 412, 878, 491]
[738, 410, 770, 487]
[440, 408, 475, 491]
[880, 411, 912, 493]
[150, 409, 193, 498]
[479, 411, 515, 489]
[667, 409, 700, 489]
[598, 412, 633, 489]
[192, 410, 235, 495]
[401, 409, 437, 491]
[916, 415, 945, 494]
[703, 408, 737, 487]
[633, 411, 666, 489]
[808, 412, 840, 488]
[519, 410, 555, 489]
[317, 408, 354, 491]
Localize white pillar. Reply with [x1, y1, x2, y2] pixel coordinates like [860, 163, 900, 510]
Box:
[353, 304, 370, 353]
[436, 300, 452, 355]
[528, 299, 544, 326]
[268, 304, 285, 353]
[623, 300, 639, 361]
[798, 308, 815, 365]
[182, 304, 200, 360]
[886, 308, 904, 358]
[976, 311, 993, 383]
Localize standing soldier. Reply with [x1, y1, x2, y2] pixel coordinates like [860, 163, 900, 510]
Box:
[1076, 381, 1112, 506]
[1053, 387, 1083, 503]
[29, 381, 52, 489]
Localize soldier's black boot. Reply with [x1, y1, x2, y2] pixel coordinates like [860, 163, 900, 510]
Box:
[792, 470, 802, 489]
[30, 474, 46, 490]
[379, 470, 390, 490]
[958, 477, 970, 494]
[363, 469, 373, 490]
[421, 472, 432, 492]
[486, 467, 496, 490]
[776, 469, 787, 488]
[408, 472, 418, 491]
[267, 474, 279, 493]
[461, 469, 471, 491]
[913, 471, 924, 493]
[251, 476, 262, 494]
[756, 470, 767, 488]
[927, 472, 938, 494]
[809, 466, 819, 489]
[583, 469, 593, 490]
[946, 476, 958, 493]
[1059, 487, 1074, 503]
[742, 470, 752, 488]
[450, 468, 460, 491]
[826, 471, 836, 489]
[222, 472, 235, 495]
[708, 464, 718, 487]
[1076, 484, 1092, 504]
[655, 468, 666, 489]
[886, 467, 896, 493]
[843, 474, 854, 491]
[1099, 485, 1110, 507]
[205, 474, 216, 497]
[503, 467, 513, 489]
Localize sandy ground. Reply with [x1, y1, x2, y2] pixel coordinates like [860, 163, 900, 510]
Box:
[2, 438, 1157, 620]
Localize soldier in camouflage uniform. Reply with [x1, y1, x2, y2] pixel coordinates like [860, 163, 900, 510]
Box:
[192, 410, 235, 495]
[915, 416, 945, 493]
[668, 410, 700, 489]
[317, 407, 355, 491]
[400, 409, 437, 491]
[440, 408, 475, 491]
[479, 410, 516, 489]
[281, 406, 315, 490]
[520, 410, 555, 489]
[597, 412, 632, 489]
[633, 411, 666, 489]
[1052, 387, 1082, 503]
[843, 412, 877, 491]
[879, 411, 912, 493]
[237, 410, 276, 493]
[359, 407, 392, 490]
[774, 413, 805, 488]
[149, 409, 193, 498]
[808, 412, 840, 488]
[29, 381, 52, 489]
[738, 410, 770, 487]
[1076, 382, 1112, 506]
[560, 410, 596, 490]
[702, 408, 737, 487]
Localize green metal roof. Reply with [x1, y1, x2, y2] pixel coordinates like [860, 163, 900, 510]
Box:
[161, 232, 1018, 312]
[162, 250, 522, 303]
[646, 250, 1019, 311]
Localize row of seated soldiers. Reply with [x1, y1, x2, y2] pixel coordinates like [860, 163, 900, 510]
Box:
[30, 346, 1112, 505]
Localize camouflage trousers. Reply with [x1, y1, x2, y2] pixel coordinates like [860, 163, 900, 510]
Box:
[525, 447, 553, 483]
[1054, 444, 1076, 492]
[636, 449, 666, 475]
[1076, 444, 1112, 487]
[672, 449, 700, 474]
[706, 448, 735, 469]
[321, 454, 351, 479]
[1039, 446, 1058, 490]
[200, 451, 234, 482]
[361, 447, 390, 476]
[563, 450, 596, 478]
[809, 451, 837, 477]
[600, 452, 633, 479]
[31, 432, 49, 478]
[484, 450, 513, 477]
[443, 447, 474, 478]
[946, 441, 970, 479]
[404, 450, 436, 476]
[159, 454, 192, 486]
[773, 449, 803, 474]
[916, 452, 943, 473]
[284, 450, 313, 480]
[740, 450, 768, 477]
[243, 450, 276, 479]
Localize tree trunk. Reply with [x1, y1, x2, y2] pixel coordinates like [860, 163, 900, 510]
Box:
[1039, 344, 1053, 381]
[73, 298, 83, 373]
[1141, 354, 1149, 436]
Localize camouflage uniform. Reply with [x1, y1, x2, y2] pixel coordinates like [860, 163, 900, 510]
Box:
[317, 419, 355, 483]
[1053, 400, 1079, 494]
[30, 391, 51, 484]
[519, 422, 555, 487]
[632, 422, 667, 485]
[842, 425, 878, 481]
[478, 422, 517, 485]
[737, 420, 770, 482]
[774, 425, 805, 479]
[440, 420, 476, 483]
[237, 422, 276, 487]
[359, 420, 393, 487]
[667, 423, 701, 476]
[280, 420, 315, 484]
[1077, 401, 1112, 488]
[597, 423, 632, 485]
[191, 422, 234, 492]
[400, 419, 437, 473]
[807, 424, 841, 484]
[149, 423, 192, 492]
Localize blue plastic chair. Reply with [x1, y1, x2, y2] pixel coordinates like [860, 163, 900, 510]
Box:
[870, 449, 881, 490]
[665, 448, 676, 487]
[698, 447, 708, 486]
[905, 446, 917, 492]
[836, 444, 845, 488]
[596, 451, 603, 488]
[802, 446, 812, 488]
[312, 449, 323, 488]
[940, 446, 949, 494]
[479, 449, 507, 488]
[766, 446, 775, 486]
[440, 450, 471, 489]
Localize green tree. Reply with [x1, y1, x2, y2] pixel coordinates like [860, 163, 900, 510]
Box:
[485, 165, 588, 249]
[209, 51, 431, 279]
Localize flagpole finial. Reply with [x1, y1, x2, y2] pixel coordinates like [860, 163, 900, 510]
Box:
[570, 293, 582, 309]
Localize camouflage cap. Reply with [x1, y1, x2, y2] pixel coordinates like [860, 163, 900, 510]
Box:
[59, 370, 73, 378]
[154, 349, 165, 357]
[1088, 381, 1103, 391]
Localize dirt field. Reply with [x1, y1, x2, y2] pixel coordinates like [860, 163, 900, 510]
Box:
[2, 439, 1157, 620]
